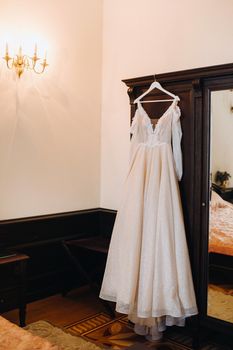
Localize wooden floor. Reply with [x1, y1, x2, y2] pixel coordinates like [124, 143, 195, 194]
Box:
[2, 287, 232, 349]
[2, 286, 106, 328]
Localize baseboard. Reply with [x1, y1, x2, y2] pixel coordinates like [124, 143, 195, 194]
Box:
[0, 208, 102, 250]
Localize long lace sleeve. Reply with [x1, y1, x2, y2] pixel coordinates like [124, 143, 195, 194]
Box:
[130, 107, 148, 158]
[172, 106, 183, 181]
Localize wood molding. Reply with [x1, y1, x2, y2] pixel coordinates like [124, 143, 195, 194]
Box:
[122, 62, 233, 87]
[0, 208, 116, 311]
[0, 208, 101, 250]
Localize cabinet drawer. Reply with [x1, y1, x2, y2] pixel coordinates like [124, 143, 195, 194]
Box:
[0, 288, 18, 312]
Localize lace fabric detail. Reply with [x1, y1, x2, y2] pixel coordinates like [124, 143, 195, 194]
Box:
[174, 105, 181, 121]
[136, 101, 174, 137]
[130, 108, 152, 135]
[130, 99, 183, 180]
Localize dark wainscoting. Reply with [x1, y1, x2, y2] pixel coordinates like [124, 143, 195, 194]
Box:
[0, 208, 116, 312]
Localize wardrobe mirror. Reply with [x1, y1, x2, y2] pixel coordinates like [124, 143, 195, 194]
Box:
[208, 89, 233, 323]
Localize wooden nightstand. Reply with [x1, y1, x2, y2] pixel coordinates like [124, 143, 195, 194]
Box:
[0, 253, 29, 326]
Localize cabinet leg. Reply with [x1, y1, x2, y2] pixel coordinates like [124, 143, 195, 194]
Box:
[19, 305, 26, 327]
[19, 260, 27, 327]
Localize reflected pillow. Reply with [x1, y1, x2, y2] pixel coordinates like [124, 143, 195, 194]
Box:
[211, 190, 227, 210]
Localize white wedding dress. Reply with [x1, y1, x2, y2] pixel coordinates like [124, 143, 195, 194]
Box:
[100, 98, 198, 340]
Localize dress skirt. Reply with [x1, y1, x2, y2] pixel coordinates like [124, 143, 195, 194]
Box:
[99, 141, 198, 330]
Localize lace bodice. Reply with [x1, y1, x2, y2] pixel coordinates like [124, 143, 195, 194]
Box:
[130, 99, 183, 180]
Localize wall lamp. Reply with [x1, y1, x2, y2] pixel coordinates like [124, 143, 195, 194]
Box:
[3, 44, 48, 78]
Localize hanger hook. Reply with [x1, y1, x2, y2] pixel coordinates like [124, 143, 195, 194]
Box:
[153, 74, 156, 82]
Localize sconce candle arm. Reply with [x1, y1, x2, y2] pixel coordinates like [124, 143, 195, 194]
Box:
[2, 45, 48, 78]
[3, 55, 14, 69]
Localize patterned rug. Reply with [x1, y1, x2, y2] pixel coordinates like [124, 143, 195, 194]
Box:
[66, 313, 188, 349]
[65, 312, 233, 350]
[25, 320, 103, 350]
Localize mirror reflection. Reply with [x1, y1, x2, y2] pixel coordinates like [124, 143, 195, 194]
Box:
[208, 89, 233, 323]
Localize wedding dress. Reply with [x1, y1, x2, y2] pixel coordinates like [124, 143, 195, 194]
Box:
[100, 98, 198, 340]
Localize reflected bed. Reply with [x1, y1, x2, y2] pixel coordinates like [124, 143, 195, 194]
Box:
[209, 191, 233, 256]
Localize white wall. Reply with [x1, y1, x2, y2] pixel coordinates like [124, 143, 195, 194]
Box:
[100, 0, 233, 209]
[1, 0, 233, 218]
[211, 90, 233, 187]
[0, 0, 103, 219]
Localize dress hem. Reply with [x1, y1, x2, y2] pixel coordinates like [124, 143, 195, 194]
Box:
[99, 293, 198, 318]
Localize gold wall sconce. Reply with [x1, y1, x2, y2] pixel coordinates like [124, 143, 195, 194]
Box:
[3, 44, 48, 78]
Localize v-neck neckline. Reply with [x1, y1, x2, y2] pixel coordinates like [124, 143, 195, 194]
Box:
[137, 98, 178, 133]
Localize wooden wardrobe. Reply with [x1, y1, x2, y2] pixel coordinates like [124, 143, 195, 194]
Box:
[123, 63, 233, 347]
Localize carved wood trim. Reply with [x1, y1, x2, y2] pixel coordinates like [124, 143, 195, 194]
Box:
[123, 62, 233, 87]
